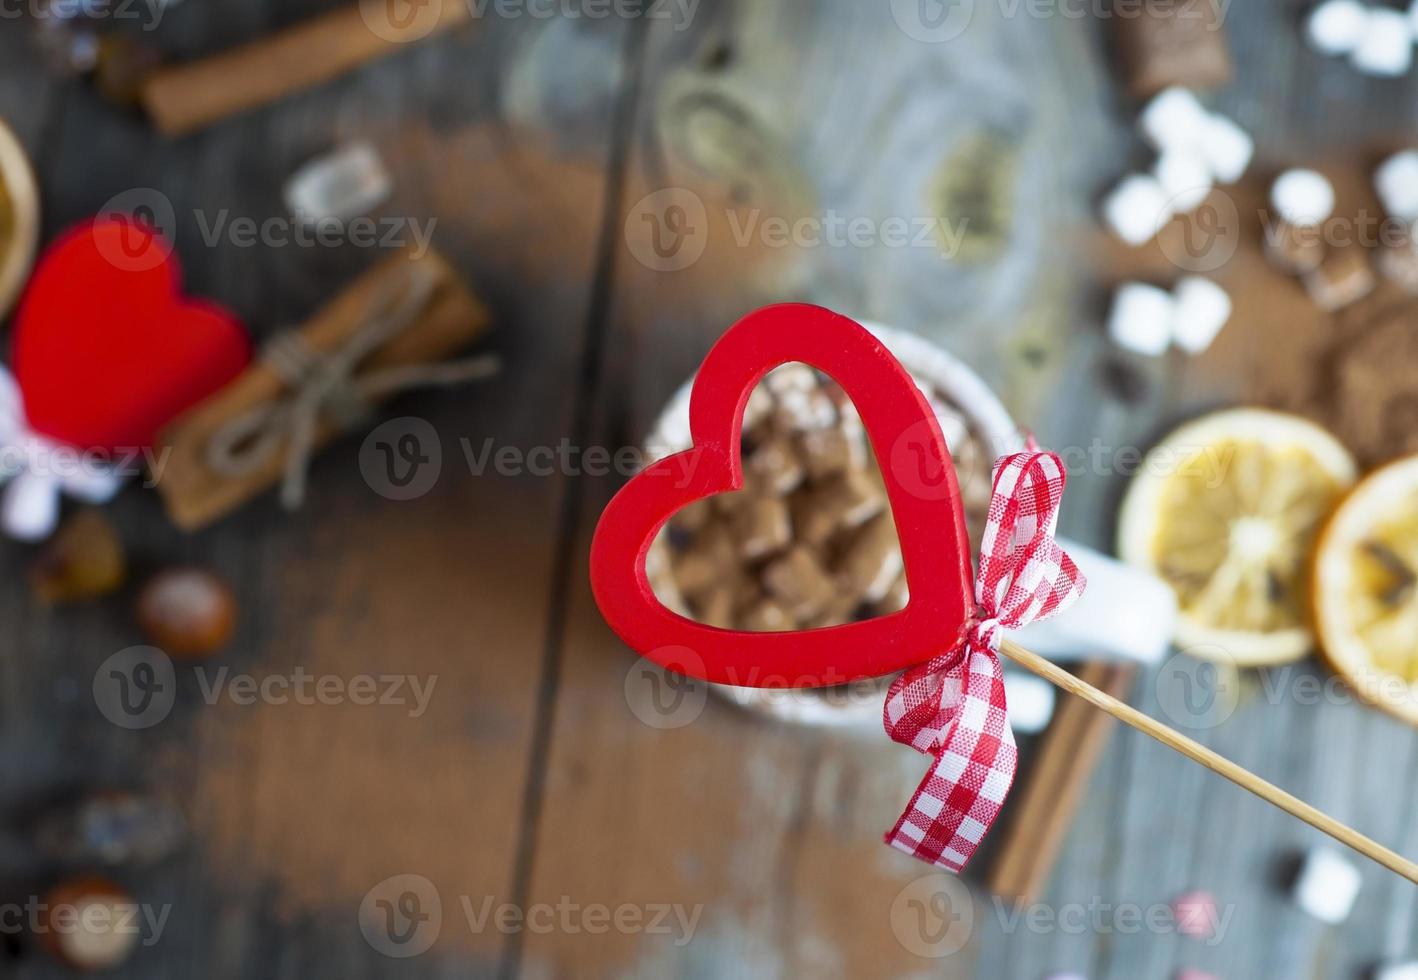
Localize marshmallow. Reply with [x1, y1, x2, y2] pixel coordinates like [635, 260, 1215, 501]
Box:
[1103, 174, 1175, 246]
[1154, 149, 1214, 213]
[284, 141, 393, 223]
[1351, 9, 1413, 76]
[1376, 150, 1418, 220]
[1271, 169, 1336, 227]
[2, 470, 61, 542]
[1171, 891, 1217, 939]
[1292, 847, 1362, 924]
[1138, 87, 1213, 153]
[1108, 282, 1175, 357]
[1375, 962, 1418, 980]
[1305, 0, 1370, 56]
[1171, 276, 1232, 354]
[1003, 670, 1056, 734]
[1199, 112, 1254, 184]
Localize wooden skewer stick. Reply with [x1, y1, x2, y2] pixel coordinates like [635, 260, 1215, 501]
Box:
[998, 637, 1418, 886]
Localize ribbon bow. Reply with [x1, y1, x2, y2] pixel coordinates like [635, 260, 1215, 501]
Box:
[0, 366, 123, 541]
[883, 449, 1085, 871]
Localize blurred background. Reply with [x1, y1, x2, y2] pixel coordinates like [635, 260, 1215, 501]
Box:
[2, 0, 1418, 977]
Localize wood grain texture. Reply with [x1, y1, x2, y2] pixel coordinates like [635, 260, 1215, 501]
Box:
[3, 0, 1418, 977]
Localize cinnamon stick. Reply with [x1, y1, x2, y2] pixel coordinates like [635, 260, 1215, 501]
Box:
[141, 0, 472, 136]
[153, 248, 490, 530]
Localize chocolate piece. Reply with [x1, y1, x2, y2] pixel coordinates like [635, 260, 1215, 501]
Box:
[733, 495, 791, 560]
[774, 386, 837, 432]
[1303, 247, 1375, 311]
[693, 585, 737, 629]
[804, 595, 861, 629]
[669, 499, 713, 535]
[797, 426, 854, 480]
[745, 436, 805, 495]
[672, 523, 736, 597]
[1113, 0, 1233, 98]
[1265, 220, 1327, 276]
[871, 575, 911, 617]
[762, 546, 837, 621]
[835, 515, 905, 603]
[763, 363, 816, 396]
[739, 597, 795, 632]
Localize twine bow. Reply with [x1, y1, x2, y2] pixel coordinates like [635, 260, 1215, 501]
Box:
[206, 263, 499, 510]
[883, 449, 1085, 872]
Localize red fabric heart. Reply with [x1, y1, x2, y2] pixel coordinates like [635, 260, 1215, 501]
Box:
[590, 304, 974, 688]
[12, 218, 250, 452]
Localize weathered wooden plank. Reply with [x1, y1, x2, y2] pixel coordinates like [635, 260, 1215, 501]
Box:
[519, 3, 1130, 977]
[0, 8, 632, 979]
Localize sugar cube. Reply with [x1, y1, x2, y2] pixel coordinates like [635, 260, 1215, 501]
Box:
[1199, 113, 1254, 184]
[1292, 847, 1362, 924]
[1103, 174, 1175, 246]
[1139, 87, 1213, 153]
[1271, 169, 1336, 227]
[1305, 0, 1370, 56]
[1376, 150, 1418, 220]
[1351, 9, 1413, 76]
[1108, 282, 1175, 357]
[1171, 276, 1232, 354]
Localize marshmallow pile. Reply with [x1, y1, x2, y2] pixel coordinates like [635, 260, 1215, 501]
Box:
[1103, 87, 1255, 246]
[1306, 0, 1418, 77]
[1107, 276, 1233, 357]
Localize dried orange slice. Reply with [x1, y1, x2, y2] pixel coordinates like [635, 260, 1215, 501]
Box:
[1313, 454, 1418, 725]
[1119, 409, 1356, 665]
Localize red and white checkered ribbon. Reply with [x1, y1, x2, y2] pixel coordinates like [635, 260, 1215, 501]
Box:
[883, 449, 1086, 871]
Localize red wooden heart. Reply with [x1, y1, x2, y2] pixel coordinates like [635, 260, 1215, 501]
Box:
[590, 304, 974, 688]
[12, 218, 250, 452]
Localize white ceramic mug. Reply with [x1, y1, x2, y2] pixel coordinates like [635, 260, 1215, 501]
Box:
[644, 320, 1176, 726]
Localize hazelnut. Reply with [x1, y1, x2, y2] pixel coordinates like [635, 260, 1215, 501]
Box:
[40, 877, 140, 971]
[29, 510, 126, 604]
[136, 568, 236, 658]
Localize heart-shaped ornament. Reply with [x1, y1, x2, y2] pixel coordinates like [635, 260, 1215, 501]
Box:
[590, 304, 975, 688]
[12, 219, 250, 452]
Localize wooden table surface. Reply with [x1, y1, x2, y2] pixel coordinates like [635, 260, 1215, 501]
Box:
[2, 2, 1418, 978]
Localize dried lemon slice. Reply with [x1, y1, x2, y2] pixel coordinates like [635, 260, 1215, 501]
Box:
[1119, 409, 1357, 665]
[1313, 455, 1418, 725]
